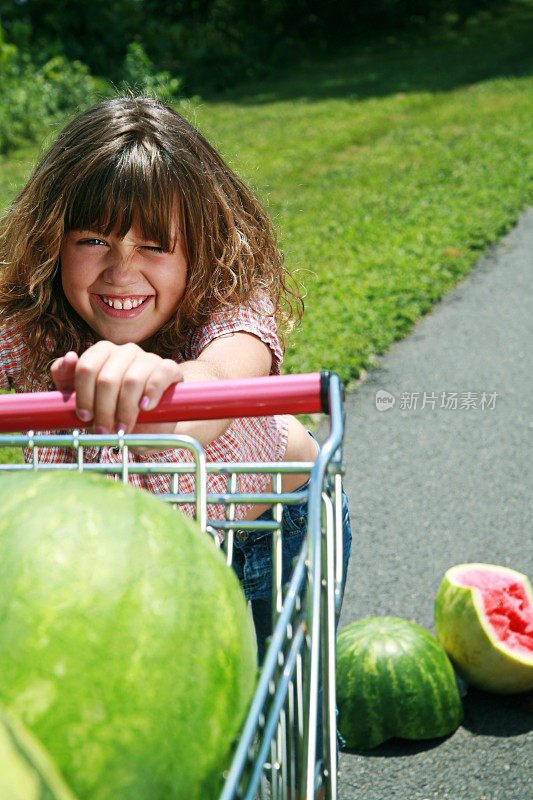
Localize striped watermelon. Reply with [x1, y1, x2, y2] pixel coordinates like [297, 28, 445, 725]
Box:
[0, 707, 77, 800]
[0, 471, 257, 800]
[336, 617, 463, 749]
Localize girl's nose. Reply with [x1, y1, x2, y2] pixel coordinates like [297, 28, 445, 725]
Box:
[102, 253, 138, 285]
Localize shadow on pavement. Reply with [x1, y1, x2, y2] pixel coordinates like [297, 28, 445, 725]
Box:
[461, 688, 533, 738]
[342, 734, 451, 758]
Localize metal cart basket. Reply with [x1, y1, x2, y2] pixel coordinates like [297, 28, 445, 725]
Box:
[0, 370, 346, 800]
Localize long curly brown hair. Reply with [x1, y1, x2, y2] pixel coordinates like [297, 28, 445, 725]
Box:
[0, 96, 302, 386]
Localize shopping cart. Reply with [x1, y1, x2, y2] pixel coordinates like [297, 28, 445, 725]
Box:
[0, 370, 346, 800]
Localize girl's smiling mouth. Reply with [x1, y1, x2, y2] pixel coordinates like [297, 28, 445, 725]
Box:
[92, 294, 153, 318]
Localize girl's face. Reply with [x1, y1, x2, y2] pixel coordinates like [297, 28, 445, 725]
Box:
[60, 219, 188, 347]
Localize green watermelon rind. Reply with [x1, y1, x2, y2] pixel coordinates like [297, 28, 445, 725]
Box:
[336, 617, 463, 750]
[435, 563, 533, 694]
[0, 471, 257, 800]
[0, 706, 78, 800]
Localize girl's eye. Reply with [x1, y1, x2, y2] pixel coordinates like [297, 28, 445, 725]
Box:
[75, 237, 165, 252]
[79, 238, 107, 246]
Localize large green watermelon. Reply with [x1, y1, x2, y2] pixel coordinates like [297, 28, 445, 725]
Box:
[435, 563, 533, 693]
[0, 472, 257, 800]
[336, 617, 463, 749]
[0, 707, 77, 800]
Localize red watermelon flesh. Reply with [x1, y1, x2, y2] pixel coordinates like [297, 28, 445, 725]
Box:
[456, 567, 533, 655]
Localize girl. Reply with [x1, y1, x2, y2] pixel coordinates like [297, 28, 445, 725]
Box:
[0, 96, 351, 663]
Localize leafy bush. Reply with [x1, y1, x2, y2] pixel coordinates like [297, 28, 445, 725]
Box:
[0, 22, 182, 154]
[37, 56, 96, 116]
[0, 25, 97, 154]
[120, 42, 181, 102]
[0, 27, 39, 151]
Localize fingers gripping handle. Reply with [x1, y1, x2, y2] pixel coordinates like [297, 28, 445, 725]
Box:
[0, 372, 333, 433]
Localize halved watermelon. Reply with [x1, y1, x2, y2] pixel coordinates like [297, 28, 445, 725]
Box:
[336, 617, 463, 749]
[435, 563, 533, 693]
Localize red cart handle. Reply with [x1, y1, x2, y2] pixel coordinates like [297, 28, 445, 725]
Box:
[0, 372, 332, 433]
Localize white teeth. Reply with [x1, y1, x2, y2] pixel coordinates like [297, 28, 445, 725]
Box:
[101, 296, 147, 309]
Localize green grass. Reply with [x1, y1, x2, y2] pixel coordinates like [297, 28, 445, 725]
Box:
[1, 4, 532, 389]
[0, 446, 24, 464]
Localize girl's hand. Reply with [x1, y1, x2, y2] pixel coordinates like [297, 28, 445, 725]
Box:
[50, 342, 183, 434]
[50, 331, 271, 452]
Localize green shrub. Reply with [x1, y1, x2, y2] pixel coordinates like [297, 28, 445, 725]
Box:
[0, 28, 39, 151]
[0, 25, 97, 154]
[37, 55, 96, 116]
[120, 42, 181, 102]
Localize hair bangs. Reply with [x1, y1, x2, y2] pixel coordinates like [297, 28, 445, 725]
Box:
[65, 141, 180, 252]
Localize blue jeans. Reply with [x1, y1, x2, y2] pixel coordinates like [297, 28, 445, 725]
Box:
[230, 485, 352, 665]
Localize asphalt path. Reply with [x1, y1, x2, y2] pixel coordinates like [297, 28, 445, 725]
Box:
[330, 207, 533, 800]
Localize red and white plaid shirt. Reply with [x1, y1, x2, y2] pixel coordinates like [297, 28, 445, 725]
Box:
[0, 298, 289, 522]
